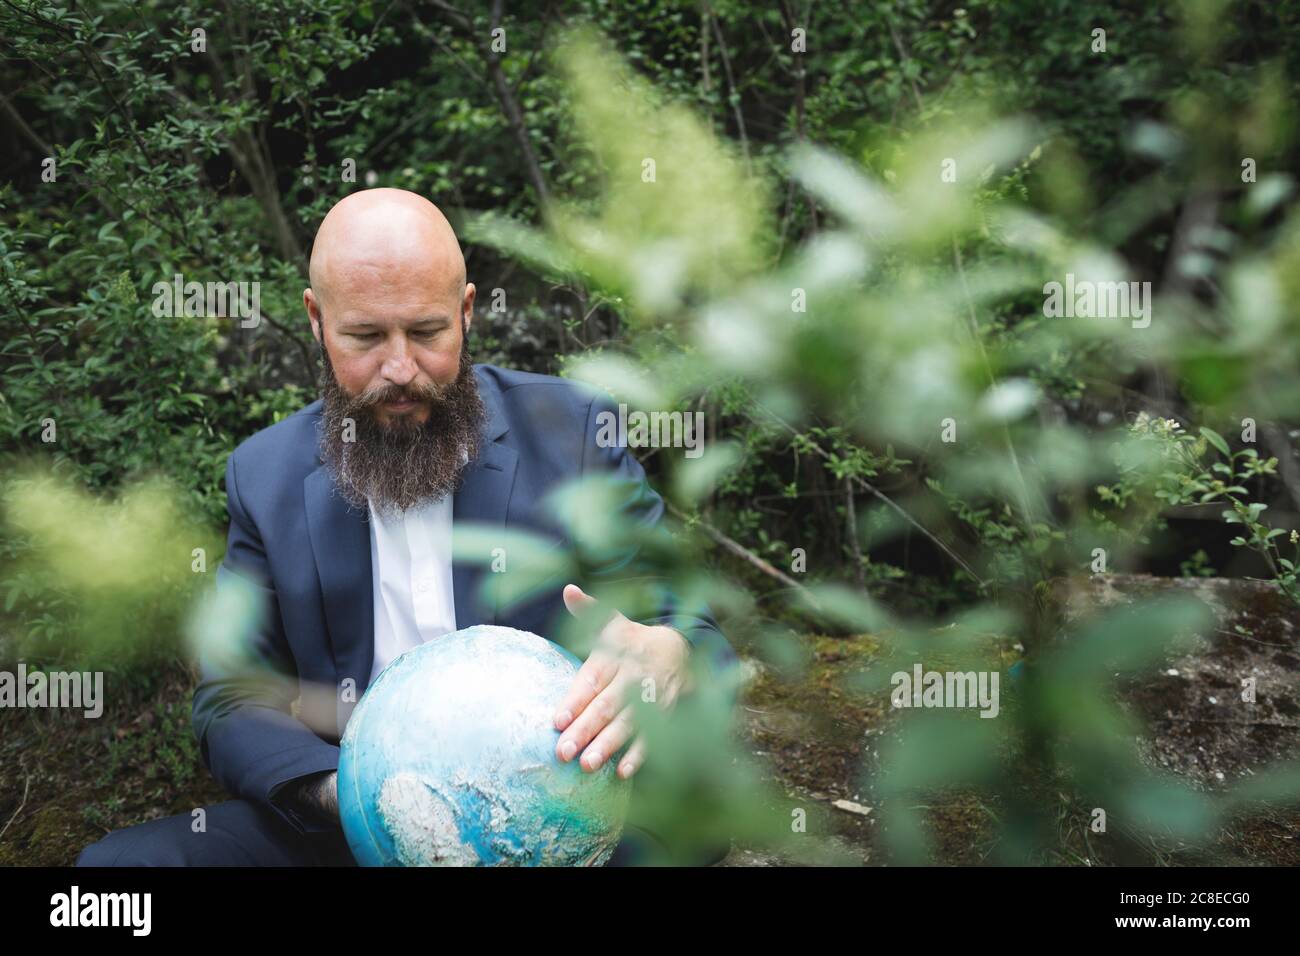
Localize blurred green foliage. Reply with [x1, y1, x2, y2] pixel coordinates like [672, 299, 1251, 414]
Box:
[468, 14, 1300, 861]
[1, 468, 221, 669]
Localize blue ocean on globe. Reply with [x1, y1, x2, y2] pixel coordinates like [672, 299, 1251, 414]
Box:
[338, 625, 632, 866]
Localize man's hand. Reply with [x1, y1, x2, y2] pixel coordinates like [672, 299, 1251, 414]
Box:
[552, 583, 692, 780]
[290, 770, 339, 826]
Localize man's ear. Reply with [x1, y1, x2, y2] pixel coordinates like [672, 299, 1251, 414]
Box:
[304, 288, 323, 343]
[462, 281, 476, 337]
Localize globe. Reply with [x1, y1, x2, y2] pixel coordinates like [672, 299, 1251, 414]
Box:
[337, 624, 632, 866]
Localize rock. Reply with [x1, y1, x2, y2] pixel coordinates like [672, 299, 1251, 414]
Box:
[832, 799, 872, 816]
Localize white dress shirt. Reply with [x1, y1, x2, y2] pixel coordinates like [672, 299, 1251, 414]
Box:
[367, 492, 458, 686]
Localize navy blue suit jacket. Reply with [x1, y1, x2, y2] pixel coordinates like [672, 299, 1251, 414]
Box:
[194, 364, 735, 834]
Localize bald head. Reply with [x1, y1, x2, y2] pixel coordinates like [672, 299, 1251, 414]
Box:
[309, 188, 466, 310]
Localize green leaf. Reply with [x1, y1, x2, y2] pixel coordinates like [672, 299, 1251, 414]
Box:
[1199, 426, 1230, 457]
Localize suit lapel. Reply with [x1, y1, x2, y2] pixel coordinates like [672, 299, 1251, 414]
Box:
[452, 439, 518, 629]
[453, 368, 516, 628]
[304, 465, 373, 732]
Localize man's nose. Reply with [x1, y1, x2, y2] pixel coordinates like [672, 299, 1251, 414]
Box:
[379, 339, 419, 386]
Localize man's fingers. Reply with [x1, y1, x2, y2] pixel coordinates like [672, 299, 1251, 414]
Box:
[562, 583, 600, 618]
[562, 583, 630, 632]
[617, 735, 648, 779]
[579, 704, 637, 773]
[552, 648, 616, 731]
[555, 672, 633, 764]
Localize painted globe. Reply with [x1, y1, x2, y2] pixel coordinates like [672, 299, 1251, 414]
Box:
[338, 625, 631, 866]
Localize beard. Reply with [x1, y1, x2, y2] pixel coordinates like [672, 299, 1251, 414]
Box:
[317, 337, 486, 516]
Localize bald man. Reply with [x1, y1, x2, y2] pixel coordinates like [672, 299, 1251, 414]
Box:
[74, 189, 736, 867]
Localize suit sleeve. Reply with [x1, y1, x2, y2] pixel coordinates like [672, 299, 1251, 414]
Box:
[578, 393, 739, 688]
[192, 452, 343, 834]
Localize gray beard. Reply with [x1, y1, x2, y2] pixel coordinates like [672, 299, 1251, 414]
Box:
[316, 340, 486, 517]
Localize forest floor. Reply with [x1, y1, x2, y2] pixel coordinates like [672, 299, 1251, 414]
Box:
[719, 573, 1300, 865]
[2, 573, 1297, 867]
